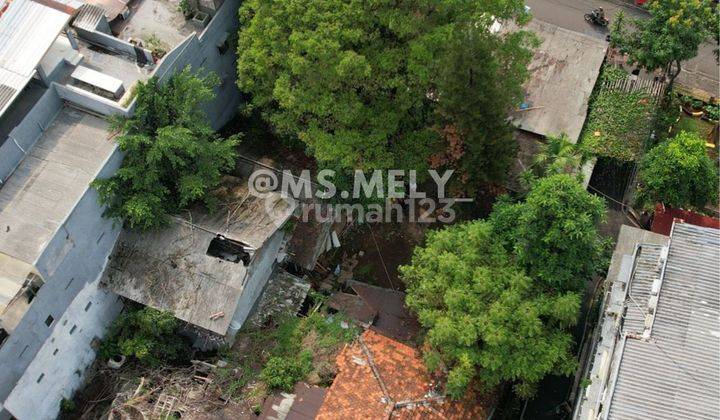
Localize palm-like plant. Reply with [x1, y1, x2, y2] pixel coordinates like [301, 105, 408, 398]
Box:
[519, 134, 587, 192]
[532, 133, 587, 176]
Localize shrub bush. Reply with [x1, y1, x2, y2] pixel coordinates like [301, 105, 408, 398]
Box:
[100, 306, 190, 367]
[260, 351, 313, 391]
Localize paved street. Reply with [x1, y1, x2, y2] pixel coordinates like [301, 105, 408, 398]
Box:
[526, 0, 719, 98]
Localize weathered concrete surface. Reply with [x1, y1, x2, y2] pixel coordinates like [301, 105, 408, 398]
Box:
[510, 19, 608, 142]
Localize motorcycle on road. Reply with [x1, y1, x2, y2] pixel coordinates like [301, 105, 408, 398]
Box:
[584, 9, 610, 27]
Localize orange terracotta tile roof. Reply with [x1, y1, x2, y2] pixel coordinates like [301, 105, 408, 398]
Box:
[316, 330, 493, 420]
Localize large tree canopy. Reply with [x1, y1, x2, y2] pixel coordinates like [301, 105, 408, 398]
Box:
[93, 67, 239, 230]
[637, 130, 719, 211]
[401, 221, 579, 399]
[491, 174, 609, 293]
[237, 0, 535, 186]
[610, 0, 718, 88]
[401, 175, 608, 398]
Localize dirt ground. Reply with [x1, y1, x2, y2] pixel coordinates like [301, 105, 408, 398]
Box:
[327, 221, 428, 291]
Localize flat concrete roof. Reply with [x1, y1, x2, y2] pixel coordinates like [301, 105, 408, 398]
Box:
[0, 106, 116, 264]
[112, 0, 195, 51]
[75, 39, 153, 92]
[103, 178, 294, 335]
[509, 19, 608, 142]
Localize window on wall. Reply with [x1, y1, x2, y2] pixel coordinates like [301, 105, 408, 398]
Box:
[45, 315, 54, 326]
[69, 325, 77, 335]
[84, 302, 92, 312]
[24, 273, 43, 303]
[36, 373, 44, 383]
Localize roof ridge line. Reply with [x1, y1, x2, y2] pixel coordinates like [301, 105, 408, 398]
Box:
[358, 334, 394, 411]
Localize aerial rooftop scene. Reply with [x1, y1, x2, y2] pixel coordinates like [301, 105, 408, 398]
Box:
[0, 0, 718, 419]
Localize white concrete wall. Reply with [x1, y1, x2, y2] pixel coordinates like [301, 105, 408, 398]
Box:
[54, 83, 131, 117]
[38, 36, 77, 80]
[0, 89, 63, 184]
[3, 277, 123, 420]
[0, 1, 245, 416]
[228, 230, 285, 335]
[152, 0, 242, 130]
[0, 149, 124, 419]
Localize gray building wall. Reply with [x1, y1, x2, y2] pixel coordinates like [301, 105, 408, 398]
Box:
[0, 149, 124, 420]
[229, 230, 285, 336]
[153, 0, 241, 130]
[0, 2, 244, 417]
[3, 275, 123, 419]
[74, 27, 154, 63]
[54, 83, 131, 117]
[0, 89, 62, 185]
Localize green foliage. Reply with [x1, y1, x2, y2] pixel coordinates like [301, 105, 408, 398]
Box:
[599, 65, 628, 83]
[237, 0, 535, 189]
[260, 352, 313, 391]
[704, 103, 720, 121]
[218, 312, 358, 397]
[400, 221, 580, 399]
[636, 131, 719, 211]
[524, 133, 588, 186]
[60, 398, 76, 414]
[681, 94, 704, 110]
[100, 306, 190, 366]
[654, 94, 683, 140]
[491, 174, 609, 293]
[144, 34, 167, 57]
[92, 67, 240, 230]
[610, 1, 718, 87]
[177, 0, 191, 14]
[581, 89, 654, 161]
[428, 23, 538, 187]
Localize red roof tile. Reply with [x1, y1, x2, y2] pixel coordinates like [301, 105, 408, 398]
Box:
[316, 330, 493, 419]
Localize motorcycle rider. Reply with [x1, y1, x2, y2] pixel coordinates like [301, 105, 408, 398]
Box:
[593, 7, 606, 21]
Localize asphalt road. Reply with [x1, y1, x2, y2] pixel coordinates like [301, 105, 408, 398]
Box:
[526, 0, 719, 97]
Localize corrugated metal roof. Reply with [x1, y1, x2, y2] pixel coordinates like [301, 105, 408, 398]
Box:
[72, 3, 103, 31]
[507, 19, 608, 142]
[622, 244, 664, 335]
[83, 0, 129, 20]
[0, 0, 72, 117]
[606, 223, 720, 420]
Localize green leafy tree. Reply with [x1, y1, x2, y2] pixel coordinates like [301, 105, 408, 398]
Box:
[610, 1, 719, 90]
[93, 67, 240, 230]
[521, 134, 588, 188]
[100, 306, 190, 366]
[400, 221, 579, 399]
[424, 21, 537, 188]
[636, 131, 719, 211]
[237, 0, 534, 187]
[491, 174, 608, 293]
